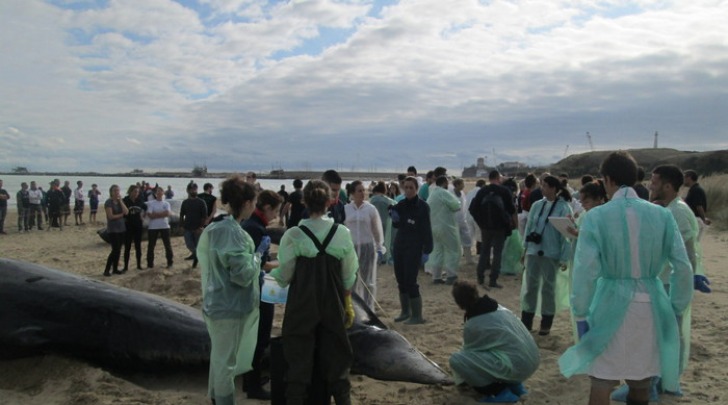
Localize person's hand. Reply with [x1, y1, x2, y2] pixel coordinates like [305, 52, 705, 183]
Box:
[694, 274, 711, 293]
[377, 250, 384, 263]
[390, 209, 400, 223]
[704, 218, 712, 226]
[344, 294, 355, 328]
[421, 253, 429, 264]
[566, 226, 579, 237]
[256, 236, 271, 255]
[576, 320, 589, 339]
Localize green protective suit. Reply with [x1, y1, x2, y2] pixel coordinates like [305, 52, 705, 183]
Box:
[197, 215, 261, 405]
[520, 198, 572, 315]
[664, 197, 701, 376]
[449, 306, 540, 387]
[425, 186, 462, 278]
[369, 194, 396, 264]
[270, 217, 358, 290]
[500, 231, 524, 276]
[558, 188, 693, 392]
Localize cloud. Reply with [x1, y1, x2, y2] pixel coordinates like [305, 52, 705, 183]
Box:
[1, 0, 727, 174]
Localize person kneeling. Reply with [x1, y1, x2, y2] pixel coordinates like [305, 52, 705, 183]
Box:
[449, 281, 540, 403]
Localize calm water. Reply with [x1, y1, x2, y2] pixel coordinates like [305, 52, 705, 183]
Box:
[0, 175, 307, 210]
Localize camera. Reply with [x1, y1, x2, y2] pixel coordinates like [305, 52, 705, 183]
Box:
[526, 232, 542, 244]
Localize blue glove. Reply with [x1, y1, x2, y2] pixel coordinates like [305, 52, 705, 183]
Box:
[390, 209, 400, 223]
[377, 250, 384, 262]
[256, 236, 271, 255]
[421, 253, 429, 264]
[694, 274, 711, 293]
[576, 320, 589, 339]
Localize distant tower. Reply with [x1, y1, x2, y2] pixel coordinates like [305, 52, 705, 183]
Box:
[586, 132, 594, 151]
[477, 157, 486, 169]
[653, 131, 659, 148]
[563, 144, 570, 159]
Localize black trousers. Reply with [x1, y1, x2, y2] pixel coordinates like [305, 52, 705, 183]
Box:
[124, 226, 143, 268]
[105, 232, 124, 272]
[147, 228, 173, 266]
[393, 244, 422, 298]
[478, 229, 507, 283]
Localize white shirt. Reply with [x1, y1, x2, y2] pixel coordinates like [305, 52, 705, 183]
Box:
[146, 199, 171, 230]
[28, 189, 43, 205]
[74, 187, 85, 201]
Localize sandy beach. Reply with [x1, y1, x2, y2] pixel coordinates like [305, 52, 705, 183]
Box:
[1, 207, 726, 405]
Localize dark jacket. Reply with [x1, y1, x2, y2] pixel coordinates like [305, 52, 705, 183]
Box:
[391, 196, 433, 253]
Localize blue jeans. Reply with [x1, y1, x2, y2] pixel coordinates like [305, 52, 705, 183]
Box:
[184, 229, 200, 255]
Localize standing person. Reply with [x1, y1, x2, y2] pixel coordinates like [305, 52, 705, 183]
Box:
[469, 171, 517, 288]
[517, 174, 538, 237]
[449, 281, 540, 403]
[418, 171, 435, 201]
[559, 151, 693, 405]
[683, 170, 711, 240]
[180, 183, 208, 268]
[146, 186, 174, 269]
[369, 181, 396, 265]
[321, 169, 346, 224]
[465, 179, 486, 256]
[344, 180, 386, 311]
[390, 176, 433, 324]
[46, 180, 65, 230]
[73, 181, 85, 225]
[16, 182, 30, 232]
[197, 175, 262, 405]
[164, 185, 174, 200]
[633, 167, 650, 200]
[520, 175, 573, 336]
[0, 179, 9, 234]
[277, 185, 289, 226]
[426, 175, 462, 285]
[500, 178, 525, 277]
[122, 185, 146, 271]
[88, 184, 101, 224]
[198, 182, 218, 225]
[61, 180, 72, 226]
[270, 180, 358, 405]
[241, 189, 283, 401]
[283, 179, 305, 229]
[28, 181, 44, 230]
[452, 178, 474, 265]
[103, 185, 129, 277]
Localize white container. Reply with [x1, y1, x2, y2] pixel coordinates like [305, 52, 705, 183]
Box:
[261, 275, 289, 304]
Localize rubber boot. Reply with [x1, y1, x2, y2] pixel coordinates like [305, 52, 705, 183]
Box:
[521, 311, 535, 331]
[394, 293, 411, 322]
[539, 314, 554, 336]
[404, 296, 425, 324]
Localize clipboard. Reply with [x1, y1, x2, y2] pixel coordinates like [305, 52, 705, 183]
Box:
[548, 216, 577, 239]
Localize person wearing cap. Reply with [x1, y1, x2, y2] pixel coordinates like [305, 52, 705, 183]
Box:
[180, 182, 208, 268]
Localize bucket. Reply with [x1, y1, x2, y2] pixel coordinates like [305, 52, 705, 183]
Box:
[262, 275, 289, 304]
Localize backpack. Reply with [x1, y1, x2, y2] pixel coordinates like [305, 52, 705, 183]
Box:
[474, 188, 510, 231]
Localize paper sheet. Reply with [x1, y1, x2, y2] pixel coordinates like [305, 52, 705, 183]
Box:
[549, 216, 577, 239]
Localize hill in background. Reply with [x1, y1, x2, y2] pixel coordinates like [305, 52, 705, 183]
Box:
[551, 148, 728, 177]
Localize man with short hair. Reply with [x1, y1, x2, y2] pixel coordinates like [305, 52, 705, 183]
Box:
[198, 183, 218, 225]
[28, 181, 44, 230]
[282, 178, 305, 229]
[16, 182, 30, 232]
[0, 179, 9, 234]
[559, 151, 693, 405]
[633, 167, 650, 200]
[277, 185, 289, 226]
[418, 171, 435, 201]
[426, 175, 462, 285]
[61, 180, 72, 226]
[180, 183, 208, 268]
[469, 171, 517, 288]
[73, 180, 85, 225]
[321, 169, 346, 224]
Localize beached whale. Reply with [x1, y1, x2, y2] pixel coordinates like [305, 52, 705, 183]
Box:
[0, 258, 452, 385]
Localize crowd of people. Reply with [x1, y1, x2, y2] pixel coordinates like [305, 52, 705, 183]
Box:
[0, 156, 715, 404]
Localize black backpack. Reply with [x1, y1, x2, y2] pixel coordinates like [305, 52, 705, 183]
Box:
[474, 189, 510, 231]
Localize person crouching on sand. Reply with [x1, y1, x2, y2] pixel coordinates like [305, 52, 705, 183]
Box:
[449, 281, 540, 403]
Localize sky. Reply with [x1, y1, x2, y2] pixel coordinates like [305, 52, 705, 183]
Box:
[1, 0, 727, 175]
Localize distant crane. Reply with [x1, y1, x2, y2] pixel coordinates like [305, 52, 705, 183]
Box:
[653, 131, 659, 148]
[563, 144, 570, 159]
[492, 148, 498, 167]
[586, 132, 595, 151]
